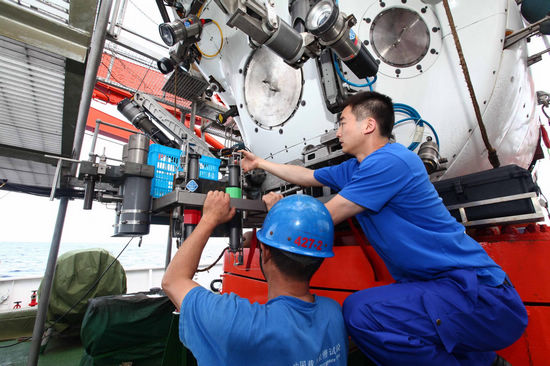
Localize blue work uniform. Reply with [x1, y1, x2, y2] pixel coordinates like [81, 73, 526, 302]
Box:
[314, 142, 527, 366]
[180, 286, 349, 366]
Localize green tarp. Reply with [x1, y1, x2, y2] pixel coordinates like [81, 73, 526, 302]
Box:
[39, 248, 127, 334]
[80, 293, 174, 365]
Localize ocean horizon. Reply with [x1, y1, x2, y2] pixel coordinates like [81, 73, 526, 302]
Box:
[0, 241, 165, 278]
[0, 239, 228, 279]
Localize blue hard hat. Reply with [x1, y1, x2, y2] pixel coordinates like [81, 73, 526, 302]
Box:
[256, 195, 334, 258]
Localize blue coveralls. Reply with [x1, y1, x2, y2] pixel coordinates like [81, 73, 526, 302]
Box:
[314, 143, 528, 365]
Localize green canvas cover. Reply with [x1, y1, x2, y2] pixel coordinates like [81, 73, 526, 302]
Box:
[80, 293, 174, 366]
[38, 248, 127, 333]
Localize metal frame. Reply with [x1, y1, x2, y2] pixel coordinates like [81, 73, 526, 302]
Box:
[26, 1, 113, 364]
[133, 92, 215, 157]
[0, 1, 94, 62]
[44, 155, 82, 200]
[504, 15, 550, 49]
[0, 0, 99, 189]
[446, 192, 545, 227]
[152, 190, 267, 213]
[89, 119, 143, 159]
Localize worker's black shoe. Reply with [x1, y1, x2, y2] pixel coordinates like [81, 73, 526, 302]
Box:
[492, 355, 512, 366]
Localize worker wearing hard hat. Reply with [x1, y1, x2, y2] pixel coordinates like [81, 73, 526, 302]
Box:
[162, 192, 348, 365]
[240, 91, 527, 366]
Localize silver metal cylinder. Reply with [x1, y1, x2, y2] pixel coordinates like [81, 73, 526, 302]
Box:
[314, 10, 358, 61]
[117, 176, 152, 236]
[317, 13, 345, 47]
[115, 134, 152, 236]
[127, 134, 149, 164]
[418, 139, 440, 174]
[173, 16, 202, 42]
[265, 19, 304, 63]
[113, 184, 124, 236]
[122, 143, 129, 162]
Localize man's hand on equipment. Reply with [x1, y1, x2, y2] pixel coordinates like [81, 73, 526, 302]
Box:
[262, 192, 284, 211]
[202, 190, 236, 227]
[163, 190, 236, 309]
[240, 150, 262, 173]
[240, 150, 322, 188]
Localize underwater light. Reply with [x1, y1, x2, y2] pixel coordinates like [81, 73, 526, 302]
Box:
[158, 15, 202, 47]
[306, 0, 378, 78]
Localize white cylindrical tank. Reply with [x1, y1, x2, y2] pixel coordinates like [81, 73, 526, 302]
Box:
[195, 0, 540, 179]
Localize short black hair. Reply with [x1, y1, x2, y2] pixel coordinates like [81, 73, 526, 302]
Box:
[343, 91, 394, 138]
[265, 245, 324, 282]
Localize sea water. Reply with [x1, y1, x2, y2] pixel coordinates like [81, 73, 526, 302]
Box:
[0, 239, 228, 279]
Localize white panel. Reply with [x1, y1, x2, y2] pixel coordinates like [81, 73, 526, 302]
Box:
[0, 156, 57, 188]
[0, 126, 60, 154]
[0, 36, 65, 155]
[197, 0, 537, 180]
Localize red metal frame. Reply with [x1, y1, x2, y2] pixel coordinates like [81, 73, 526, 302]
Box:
[474, 225, 550, 365]
[222, 225, 550, 365]
[86, 107, 140, 143]
[91, 53, 225, 149]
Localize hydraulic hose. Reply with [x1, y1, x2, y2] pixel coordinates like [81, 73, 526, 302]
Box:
[393, 103, 440, 150]
[333, 55, 376, 90]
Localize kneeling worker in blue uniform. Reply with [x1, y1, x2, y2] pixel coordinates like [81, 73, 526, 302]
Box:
[240, 91, 528, 365]
[162, 191, 348, 365]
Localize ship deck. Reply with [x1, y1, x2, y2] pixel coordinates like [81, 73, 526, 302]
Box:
[0, 338, 83, 366]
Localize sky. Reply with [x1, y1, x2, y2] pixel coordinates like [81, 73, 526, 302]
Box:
[0, 130, 170, 245]
[0, 4, 549, 246]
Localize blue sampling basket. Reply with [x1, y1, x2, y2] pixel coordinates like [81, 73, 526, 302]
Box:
[198, 155, 222, 181]
[147, 144, 221, 198]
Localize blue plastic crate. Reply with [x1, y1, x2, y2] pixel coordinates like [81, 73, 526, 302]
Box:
[147, 144, 183, 198]
[147, 145, 222, 197]
[199, 156, 221, 181]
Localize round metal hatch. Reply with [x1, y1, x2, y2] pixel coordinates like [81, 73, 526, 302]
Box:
[370, 7, 430, 68]
[243, 46, 303, 129]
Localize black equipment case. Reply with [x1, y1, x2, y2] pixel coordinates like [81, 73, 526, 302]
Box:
[433, 165, 539, 225]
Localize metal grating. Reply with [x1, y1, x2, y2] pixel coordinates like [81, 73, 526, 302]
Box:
[0, 35, 66, 155]
[95, 41, 238, 141]
[98, 40, 192, 110]
[0, 156, 57, 188]
[162, 68, 209, 101]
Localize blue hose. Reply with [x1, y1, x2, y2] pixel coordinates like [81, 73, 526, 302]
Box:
[333, 55, 376, 90]
[393, 103, 440, 150]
